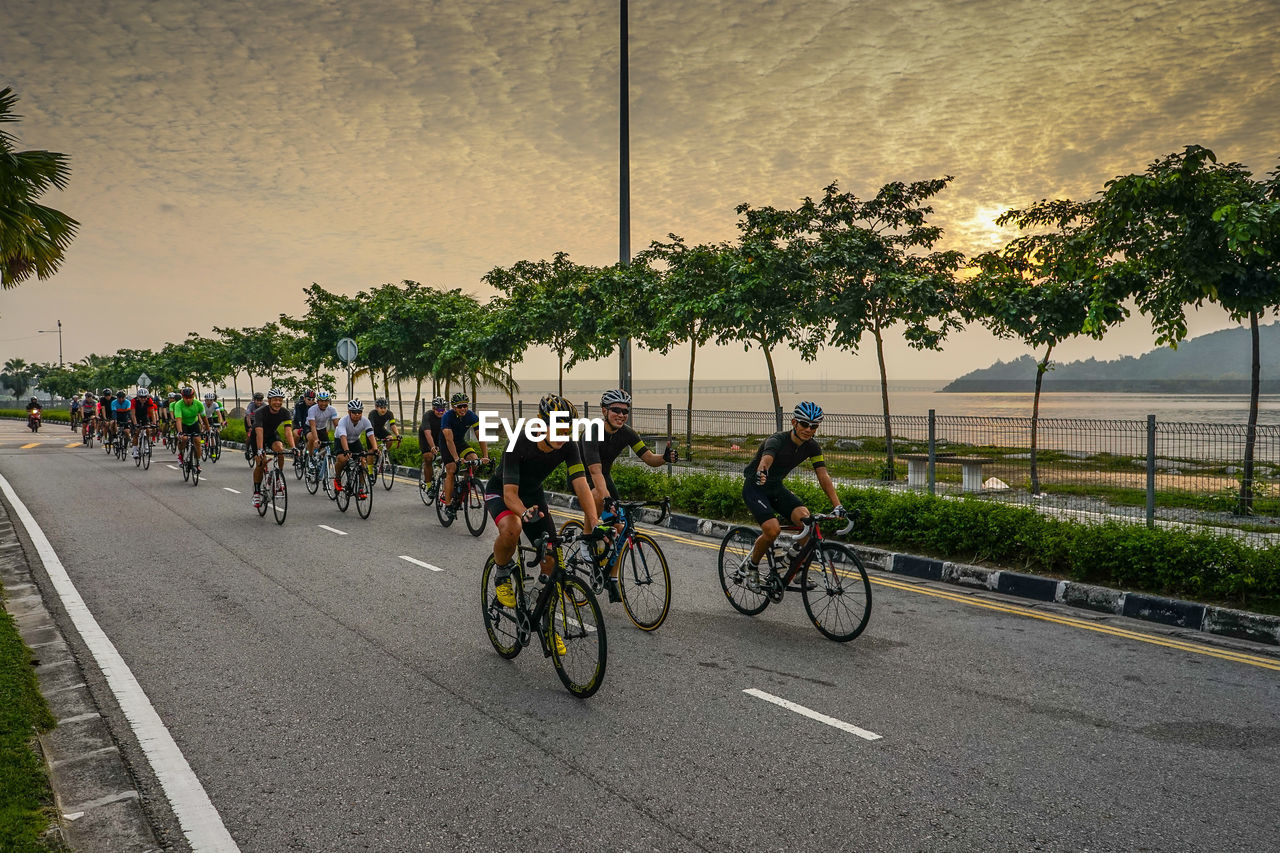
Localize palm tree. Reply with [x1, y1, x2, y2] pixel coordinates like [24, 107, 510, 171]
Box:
[0, 87, 78, 289]
[2, 357, 34, 398]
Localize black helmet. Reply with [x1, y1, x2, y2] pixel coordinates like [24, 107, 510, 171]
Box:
[375, 397, 389, 408]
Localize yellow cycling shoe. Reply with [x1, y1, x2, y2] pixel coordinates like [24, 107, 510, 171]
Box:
[551, 631, 567, 656]
[494, 579, 517, 609]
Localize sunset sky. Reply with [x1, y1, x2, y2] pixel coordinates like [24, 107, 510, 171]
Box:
[2, 0, 1277, 382]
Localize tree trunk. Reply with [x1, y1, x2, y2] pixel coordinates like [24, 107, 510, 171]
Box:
[507, 366, 516, 420]
[873, 319, 895, 481]
[1239, 311, 1261, 515]
[247, 374, 255, 396]
[381, 368, 390, 407]
[396, 376, 404, 422]
[686, 338, 698, 461]
[557, 350, 565, 396]
[761, 340, 781, 422]
[231, 371, 240, 412]
[470, 375, 477, 411]
[412, 377, 422, 426]
[1031, 345, 1053, 495]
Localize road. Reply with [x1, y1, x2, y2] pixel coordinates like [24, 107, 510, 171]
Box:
[2, 419, 1278, 852]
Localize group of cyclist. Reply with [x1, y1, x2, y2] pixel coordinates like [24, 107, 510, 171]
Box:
[65, 380, 843, 598]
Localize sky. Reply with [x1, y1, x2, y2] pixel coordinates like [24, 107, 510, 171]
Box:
[2, 0, 1278, 383]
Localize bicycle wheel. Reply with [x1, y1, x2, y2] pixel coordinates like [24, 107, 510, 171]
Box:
[436, 486, 454, 527]
[142, 435, 152, 470]
[256, 471, 270, 517]
[305, 455, 320, 494]
[547, 576, 606, 698]
[618, 532, 672, 631]
[802, 542, 872, 642]
[355, 465, 372, 519]
[209, 432, 221, 463]
[381, 450, 394, 491]
[480, 556, 522, 659]
[464, 478, 486, 536]
[336, 467, 351, 512]
[717, 526, 770, 616]
[271, 468, 288, 525]
[293, 449, 305, 480]
[182, 453, 191, 481]
[322, 458, 335, 500]
[134, 437, 143, 467]
[418, 468, 433, 506]
[191, 457, 200, 486]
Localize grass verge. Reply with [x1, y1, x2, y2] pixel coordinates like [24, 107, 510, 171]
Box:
[0, 604, 58, 851]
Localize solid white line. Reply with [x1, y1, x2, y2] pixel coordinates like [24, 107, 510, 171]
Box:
[399, 555, 443, 572]
[743, 688, 883, 741]
[166, 464, 179, 471]
[317, 524, 347, 536]
[0, 471, 240, 851]
[222, 487, 240, 494]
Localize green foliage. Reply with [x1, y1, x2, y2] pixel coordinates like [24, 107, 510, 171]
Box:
[0, 608, 57, 849]
[1, 408, 68, 422]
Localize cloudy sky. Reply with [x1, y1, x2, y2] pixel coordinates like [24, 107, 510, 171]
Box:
[2, 0, 1277, 382]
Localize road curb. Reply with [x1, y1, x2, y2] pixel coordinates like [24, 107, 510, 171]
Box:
[541, 490, 1280, 647]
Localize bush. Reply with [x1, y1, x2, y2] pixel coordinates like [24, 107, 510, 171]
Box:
[1, 408, 69, 423]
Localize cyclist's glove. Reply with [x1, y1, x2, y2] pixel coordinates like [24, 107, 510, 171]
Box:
[832, 504, 847, 519]
[662, 442, 678, 464]
[521, 506, 543, 523]
[756, 467, 769, 485]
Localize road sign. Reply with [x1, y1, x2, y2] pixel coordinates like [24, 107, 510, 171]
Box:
[137, 372, 151, 388]
[336, 338, 358, 364]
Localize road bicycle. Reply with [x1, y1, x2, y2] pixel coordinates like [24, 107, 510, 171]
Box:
[305, 446, 332, 497]
[291, 446, 306, 480]
[437, 457, 488, 536]
[204, 424, 222, 463]
[481, 527, 609, 698]
[334, 448, 373, 519]
[134, 426, 155, 470]
[113, 428, 130, 461]
[717, 513, 872, 642]
[82, 416, 95, 447]
[70, 408, 82, 432]
[179, 436, 201, 486]
[369, 437, 400, 491]
[419, 463, 444, 507]
[255, 450, 289, 525]
[559, 498, 672, 632]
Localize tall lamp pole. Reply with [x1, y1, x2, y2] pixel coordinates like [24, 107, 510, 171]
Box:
[37, 320, 63, 366]
[618, 0, 632, 397]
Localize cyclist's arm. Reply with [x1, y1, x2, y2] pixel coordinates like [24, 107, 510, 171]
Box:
[756, 452, 777, 481]
[365, 428, 378, 452]
[502, 483, 529, 518]
[443, 429, 458, 455]
[588, 462, 608, 505]
[814, 460, 841, 510]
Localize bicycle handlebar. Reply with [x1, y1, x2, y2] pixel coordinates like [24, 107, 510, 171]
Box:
[613, 497, 670, 526]
[803, 512, 855, 536]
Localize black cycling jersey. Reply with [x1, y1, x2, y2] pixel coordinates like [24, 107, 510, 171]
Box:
[579, 423, 648, 482]
[422, 411, 444, 445]
[369, 409, 397, 440]
[292, 400, 310, 429]
[253, 404, 293, 441]
[486, 434, 586, 499]
[743, 430, 826, 484]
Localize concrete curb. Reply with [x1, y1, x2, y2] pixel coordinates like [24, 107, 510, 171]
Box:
[540, 490, 1280, 647]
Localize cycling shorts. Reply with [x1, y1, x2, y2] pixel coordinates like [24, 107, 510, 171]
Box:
[742, 480, 805, 525]
[485, 488, 555, 545]
[179, 422, 203, 436]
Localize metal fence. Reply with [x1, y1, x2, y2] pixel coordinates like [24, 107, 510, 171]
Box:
[499, 397, 1280, 543]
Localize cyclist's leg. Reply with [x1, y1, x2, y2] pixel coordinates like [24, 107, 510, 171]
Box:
[743, 482, 784, 564]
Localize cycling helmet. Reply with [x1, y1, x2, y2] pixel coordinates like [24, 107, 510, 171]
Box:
[792, 401, 824, 424]
[375, 397, 389, 408]
[537, 393, 578, 421]
[137, 388, 150, 398]
[600, 388, 632, 407]
[316, 390, 331, 401]
[450, 392, 469, 406]
[101, 388, 112, 397]
[203, 392, 216, 400]
[181, 386, 195, 398]
[30, 396, 38, 404]
[431, 396, 447, 409]
[267, 388, 285, 400]
[347, 399, 364, 412]
[168, 392, 179, 401]
[304, 389, 316, 400]
[252, 391, 264, 401]
[116, 390, 127, 399]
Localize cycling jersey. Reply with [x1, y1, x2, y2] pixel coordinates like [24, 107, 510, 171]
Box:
[204, 402, 224, 422]
[307, 403, 341, 433]
[292, 400, 310, 430]
[334, 414, 374, 444]
[487, 433, 585, 499]
[132, 396, 157, 423]
[743, 430, 825, 484]
[253, 404, 292, 442]
[70, 400, 81, 413]
[111, 399, 133, 422]
[580, 423, 648, 491]
[369, 410, 397, 440]
[440, 409, 479, 450]
[172, 398, 206, 427]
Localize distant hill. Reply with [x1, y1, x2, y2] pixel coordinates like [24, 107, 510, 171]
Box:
[943, 322, 1280, 393]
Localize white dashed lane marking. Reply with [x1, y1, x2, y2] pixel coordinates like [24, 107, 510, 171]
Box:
[399, 556, 444, 572]
[743, 688, 882, 741]
[318, 525, 347, 536]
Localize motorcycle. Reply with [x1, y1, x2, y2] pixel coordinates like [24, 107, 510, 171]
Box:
[27, 409, 42, 433]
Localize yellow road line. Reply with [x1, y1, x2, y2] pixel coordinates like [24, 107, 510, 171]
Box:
[547, 508, 1280, 672]
[65, 442, 82, 448]
[21, 442, 40, 449]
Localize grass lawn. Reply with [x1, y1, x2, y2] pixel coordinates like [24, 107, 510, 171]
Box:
[0, 604, 58, 851]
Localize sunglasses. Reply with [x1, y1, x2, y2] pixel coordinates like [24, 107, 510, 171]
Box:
[607, 406, 630, 416]
[454, 404, 469, 410]
[795, 420, 820, 430]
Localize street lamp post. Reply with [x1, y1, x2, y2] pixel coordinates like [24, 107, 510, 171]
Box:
[618, 0, 632, 397]
[37, 320, 63, 366]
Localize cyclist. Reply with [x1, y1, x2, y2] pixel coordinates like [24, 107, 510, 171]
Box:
[173, 386, 209, 470]
[292, 389, 316, 447]
[740, 402, 845, 591]
[129, 388, 158, 458]
[332, 399, 379, 497]
[418, 396, 446, 493]
[81, 391, 97, 440]
[99, 389, 115, 444]
[111, 391, 133, 447]
[369, 397, 401, 477]
[485, 394, 604, 612]
[69, 393, 82, 431]
[203, 392, 227, 428]
[243, 392, 266, 457]
[579, 388, 678, 600]
[306, 391, 341, 456]
[440, 392, 490, 520]
[252, 388, 297, 509]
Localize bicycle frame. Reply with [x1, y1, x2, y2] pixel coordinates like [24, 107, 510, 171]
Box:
[767, 514, 856, 588]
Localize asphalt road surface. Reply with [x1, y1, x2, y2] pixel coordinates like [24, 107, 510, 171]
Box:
[3, 419, 1278, 852]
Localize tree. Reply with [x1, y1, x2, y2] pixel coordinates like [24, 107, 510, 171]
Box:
[722, 203, 822, 419]
[970, 218, 1126, 493]
[2, 357, 35, 398]
[801, 179, 966, 478]
[0, 88, 78, 290]
[1077, 145, 1280, 513]
[636, 236, 734, 457]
